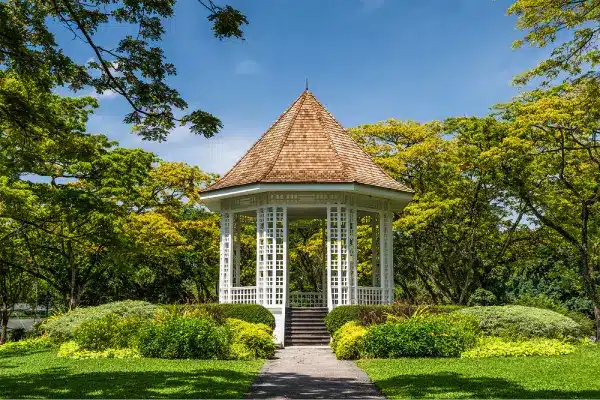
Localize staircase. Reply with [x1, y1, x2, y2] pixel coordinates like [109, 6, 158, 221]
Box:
[284, 307, 330, 346]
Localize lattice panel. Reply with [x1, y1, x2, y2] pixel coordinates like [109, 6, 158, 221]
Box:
[347, 207, 357, 304]
[256, 208, 266, 305]
[219, 211, 232, 303]
[380, 211, 394, 303]
[255, 206, 286, 307]
[327, 205, 357, 308]
[371, 213, 381, 287]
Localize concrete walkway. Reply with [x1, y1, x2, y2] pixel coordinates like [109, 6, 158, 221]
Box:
[248, 347, 383, 399]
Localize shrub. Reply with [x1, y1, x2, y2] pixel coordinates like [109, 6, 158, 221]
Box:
[226, 318, 275, 359]
[362, 314, 478, 358]
[456, 305, 585, 341]
[58, 341, 140, 359]
[332, 321, 367, 360]
[155, 304, 275, 331]
[73, 313, 149, 351]
[41, 300, 157, 342]
[138, 316, 231, 359]
[325, 304, 467, 334]
[461, 336, 579, 358]
[0, 336, 52, 357]
[7, 328, 27, 342]
[468, 288, 497, 306]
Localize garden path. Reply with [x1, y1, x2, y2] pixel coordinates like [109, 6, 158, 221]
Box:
[248, 346, 383, 399]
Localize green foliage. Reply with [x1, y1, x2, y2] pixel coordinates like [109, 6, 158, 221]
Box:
[362, 314, 478, 358]
[468, 288, 498, 306]
[137, 316, 231, 359]
[325, 304, 466, 334]
[58, 341, 141, 359]
[461, 336, 580, 358]
[73, 313, 148, 351]
[207, 304, 275, 331]
[457, 305, 585, 341]
[332, 321, 367, 360]
[0, 336, 52, 357]
[226, 318, 275, 360]
[41, 301, 157, 343]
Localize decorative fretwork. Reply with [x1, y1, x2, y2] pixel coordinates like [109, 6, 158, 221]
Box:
[221, 192, 390, 211]
[288, 292, 324, 308]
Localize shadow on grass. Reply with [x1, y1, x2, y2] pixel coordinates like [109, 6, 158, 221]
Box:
[249, 371, 382, 399]
[0, 367, 257, 399]
[374, 372, 600, 399]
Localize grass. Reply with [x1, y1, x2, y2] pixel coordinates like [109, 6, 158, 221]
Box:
[357, 344, 600, 399]
[0, 350, 264, 399]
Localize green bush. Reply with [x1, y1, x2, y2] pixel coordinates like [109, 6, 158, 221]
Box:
[468, 288, 497, 306]
[325, 304, 467, 334]
[456, 305, 585, 341]
[138, 316, 231, 359]
[0, 336, 52, 357]
[461, 336, 580, 358]
[362, 314, 478, 358]
[155, 303, 275, 331]
[332, 321, 367, 360]
[58, 341, 141, 359]
[73, 313, 148, 351]
[226, 318, 275, 359]
[41, 300, 157, 342]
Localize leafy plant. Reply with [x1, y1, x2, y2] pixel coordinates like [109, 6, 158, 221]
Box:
[138, 316, 231, 359]
[41, 301, 157, 343]
[331, 321, 367, 360]
[456, 305, 585, 341]
[461, 336, 580, 358]
[468, 288, 498, 306]
[58, 341, 141, 359]
[0, 336, 52, 357]
[73, 313, 148, 351]
[362, 314, 478, 358]
[226, 318, 275, 360]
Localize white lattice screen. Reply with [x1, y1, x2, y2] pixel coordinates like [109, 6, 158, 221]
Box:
[256, 206, 286, 307]
[327, 205, 357, 309]
[380, 211, 394, 303]
[219, 211, 232, 303]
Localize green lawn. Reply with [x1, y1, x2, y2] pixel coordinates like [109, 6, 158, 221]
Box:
[358, 344, 600, 399]
[0, 350, 263, 399]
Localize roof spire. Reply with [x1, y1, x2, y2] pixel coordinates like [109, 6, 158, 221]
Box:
[305, 77, 308, 91]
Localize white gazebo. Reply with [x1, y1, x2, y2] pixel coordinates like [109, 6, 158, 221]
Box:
[201, 89, 413, 344]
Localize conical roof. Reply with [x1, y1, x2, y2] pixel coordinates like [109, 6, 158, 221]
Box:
[203, 90, 412, 193]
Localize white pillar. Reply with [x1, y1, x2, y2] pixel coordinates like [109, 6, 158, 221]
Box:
[219, 211, 233, 303]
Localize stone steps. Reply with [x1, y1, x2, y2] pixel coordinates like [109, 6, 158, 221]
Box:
[285, 307, 330, 346]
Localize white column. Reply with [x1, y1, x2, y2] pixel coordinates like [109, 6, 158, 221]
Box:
[234, 213, 241, 286]
[219, 211, 233, 303]
[256, 207, 265, 305]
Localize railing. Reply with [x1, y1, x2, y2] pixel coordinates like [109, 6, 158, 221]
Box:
[357, 286, 383, 304]
[288, 292, 325, 308]
[230, 286, 257, 304]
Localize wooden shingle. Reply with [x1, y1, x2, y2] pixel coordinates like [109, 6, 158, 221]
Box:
[203, 90, 412, 193]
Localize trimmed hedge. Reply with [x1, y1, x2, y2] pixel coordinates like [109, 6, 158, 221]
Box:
[325, 304, 465, 334]
[41, 301, 157, 342]
[73, 313, 149, 351]
[156, 304, 275, 331]
[362, 314, 478, 358]
[138, 316, 231, 359]
[456, 305, 585, 341]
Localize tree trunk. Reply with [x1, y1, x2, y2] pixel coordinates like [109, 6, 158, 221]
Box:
[594, 304, 600, 342]
[0, 301, 8, 345]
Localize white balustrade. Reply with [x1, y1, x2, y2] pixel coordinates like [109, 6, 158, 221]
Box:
[357, 286, 383, 304]
[230, 286, 257, 304]
[288, 292, 325, 308]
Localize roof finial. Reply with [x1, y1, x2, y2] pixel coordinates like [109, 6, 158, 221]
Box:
[305, 77, 309, 91]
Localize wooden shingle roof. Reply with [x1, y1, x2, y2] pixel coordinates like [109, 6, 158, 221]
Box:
[203, 90, 412, 193]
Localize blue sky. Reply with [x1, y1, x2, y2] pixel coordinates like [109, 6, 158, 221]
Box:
[54, 0, 547, 175]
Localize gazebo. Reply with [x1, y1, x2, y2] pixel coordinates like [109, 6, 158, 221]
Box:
[201, 89, 413, 344]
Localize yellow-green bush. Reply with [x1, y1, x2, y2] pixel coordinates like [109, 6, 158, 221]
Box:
[58, 341, 140, 359]
[332, 321, 367, 360]
[226, 318, 275, 359]
[461, 336, 580, 358]
[0, 336, 52, 357]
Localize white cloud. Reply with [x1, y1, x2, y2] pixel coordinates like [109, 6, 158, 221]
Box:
[235, 59, 260, 75]
[88, 89, 119, 100]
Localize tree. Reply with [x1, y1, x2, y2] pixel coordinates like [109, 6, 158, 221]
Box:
[488, 77, 600, 338]
[510, 0, 600, 85]
[1, 0, 247, 141]
[351, 119, 527, 304]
